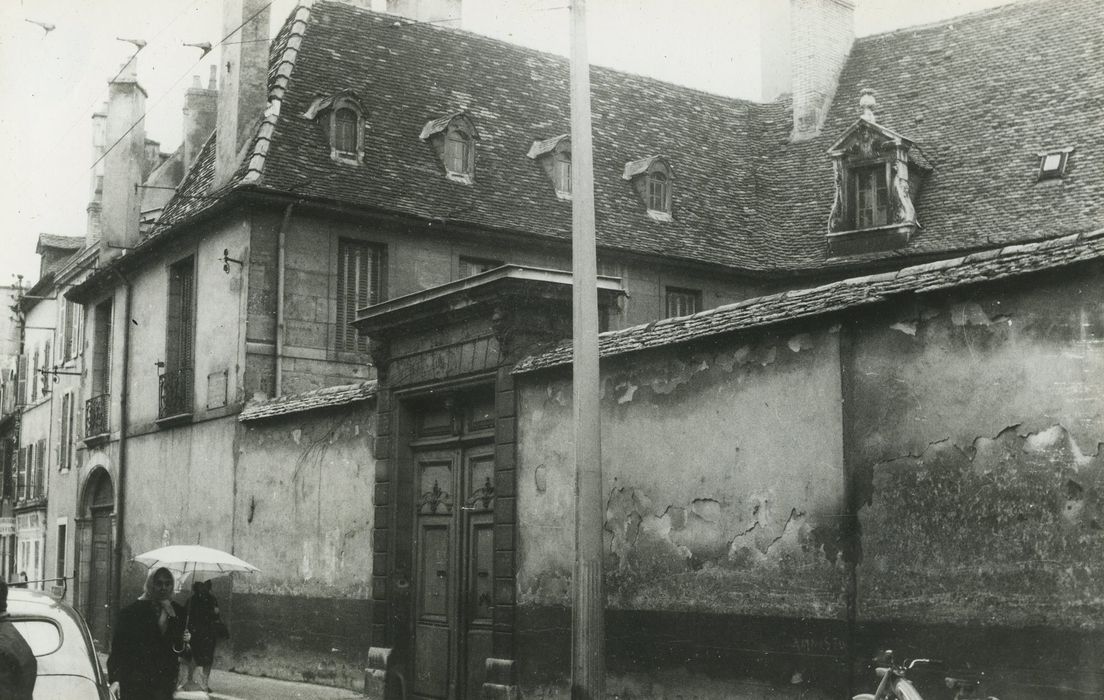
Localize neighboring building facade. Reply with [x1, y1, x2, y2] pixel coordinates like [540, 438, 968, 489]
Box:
[54, 0, 1104, 696]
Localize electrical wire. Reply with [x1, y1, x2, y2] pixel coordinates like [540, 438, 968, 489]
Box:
[90, 0, 275, 172]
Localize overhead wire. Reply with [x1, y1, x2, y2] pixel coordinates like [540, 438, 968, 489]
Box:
[90, 0, 275, 172]
[53, 0, 204, 152]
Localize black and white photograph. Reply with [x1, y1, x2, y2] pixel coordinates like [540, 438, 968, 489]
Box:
[0, 0, 1100, 697]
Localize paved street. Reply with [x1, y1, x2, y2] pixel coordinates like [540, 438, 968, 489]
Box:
[204, 670, 364, 700]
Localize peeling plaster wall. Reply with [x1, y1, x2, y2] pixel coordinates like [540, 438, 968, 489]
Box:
[853, 272, 1104, 633]
[518, 328, 847, 616]
[230, 403, 376, 689]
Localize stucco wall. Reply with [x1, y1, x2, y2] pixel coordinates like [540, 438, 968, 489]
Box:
[518, 328, 847, 617]
[118, 418, 238, 597]
[852, 272, 1104, 630]
[126, 216, 249, 430]
[230, 402, 376, 689]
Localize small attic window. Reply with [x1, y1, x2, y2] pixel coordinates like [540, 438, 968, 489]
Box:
[527, 134, 571, 200]
[421, 112, 480, 184]
[622, 156, 673, 221]
[303, 92, 365, 165]
[1038, 148, 1072, 181]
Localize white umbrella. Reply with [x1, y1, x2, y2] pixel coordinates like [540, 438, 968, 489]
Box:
[133, 544, 260, 583]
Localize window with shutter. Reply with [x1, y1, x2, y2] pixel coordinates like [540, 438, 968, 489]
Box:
[15, 355, 26, 407]
[59, 392, 73, 471]
[17, 446, 27, 501]
[335, 239, 383, 353]
[92, 299, 113, 397]
[30, 349, 39, 402]
[35, 439, 45, 498]
[167, 257, 196, 372]
[41, 341, 51, 397]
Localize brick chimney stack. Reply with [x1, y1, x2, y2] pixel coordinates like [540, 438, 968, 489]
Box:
[386, 0, 461, 27]
[184, 65, 219, 169]
[100, 57, 147, 257]
[760, 0, 855, 140]
[215, 0, 271, 187]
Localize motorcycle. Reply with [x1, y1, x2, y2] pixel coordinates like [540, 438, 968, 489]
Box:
[853, 650, 999, 700]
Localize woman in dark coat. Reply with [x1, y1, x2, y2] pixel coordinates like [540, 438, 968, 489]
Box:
[107, 567, 190, 700]
[183, 579, 223, 691]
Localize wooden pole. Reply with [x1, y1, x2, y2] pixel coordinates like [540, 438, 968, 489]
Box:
[569, 0, 605, 697]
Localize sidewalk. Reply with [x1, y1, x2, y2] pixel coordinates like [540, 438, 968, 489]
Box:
[205, 669, 365, 700]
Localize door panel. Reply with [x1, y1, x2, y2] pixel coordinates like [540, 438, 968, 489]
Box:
[462, 448, 495, 699]
[89, 509, 112, 645]
[414, 452, 457, 699]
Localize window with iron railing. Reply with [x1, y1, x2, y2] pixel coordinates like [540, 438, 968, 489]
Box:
[86, 393, 109, 439]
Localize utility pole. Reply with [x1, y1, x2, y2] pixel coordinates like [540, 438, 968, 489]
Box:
[569, 0, 605, 697]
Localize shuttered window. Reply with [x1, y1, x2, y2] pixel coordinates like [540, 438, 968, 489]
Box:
[59, 392, 74, 471]
[336, 239, 383, 353]
[92, 299, 113, 396]
[16, 446, 27, 501]
[166, 257, 196, 371]
[41, 341, 51, 397]
[34, 439, 45, 498]
[15, 355, 26, 407]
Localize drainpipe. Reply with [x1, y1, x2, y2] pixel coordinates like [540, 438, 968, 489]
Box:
[111, 274, 132, 623]
[274, 204, 294, 397]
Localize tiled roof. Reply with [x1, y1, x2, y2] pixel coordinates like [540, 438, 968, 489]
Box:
[36, 234, 84, 252]
[239, 380, 377, 422]
[153, 0, 1102, 275]
[772, 0, 1104, 268]
[514, 227, 1104, 373]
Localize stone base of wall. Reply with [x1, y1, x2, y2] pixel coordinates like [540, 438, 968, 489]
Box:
[228, 592, 372, 691]
[518, 606, 1104, 699]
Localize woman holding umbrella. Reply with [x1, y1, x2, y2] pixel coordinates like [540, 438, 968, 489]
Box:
[107, 567, 191, 699]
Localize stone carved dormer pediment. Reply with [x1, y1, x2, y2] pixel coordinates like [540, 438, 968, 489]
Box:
[826, 97, 928, 257]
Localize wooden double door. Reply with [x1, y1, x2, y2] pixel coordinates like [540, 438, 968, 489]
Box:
[410, 416, 496, 699]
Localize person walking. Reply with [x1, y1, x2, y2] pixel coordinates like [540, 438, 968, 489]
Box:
[0, 580, 37, 699]
[107, 567, 190, 700]
[183, 580, 225, 692]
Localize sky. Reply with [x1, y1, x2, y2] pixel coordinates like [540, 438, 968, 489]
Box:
[0, 0, 1018, 285]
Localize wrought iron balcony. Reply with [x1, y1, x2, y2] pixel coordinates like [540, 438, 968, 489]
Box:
[86, 393, 109, 438]
[158, 367, 194, 419]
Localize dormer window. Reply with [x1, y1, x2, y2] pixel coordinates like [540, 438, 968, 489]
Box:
[421, 112, 480, 184]
[1037, 148, 1072, 181]
[623, 156, 673, 221]
[825, 91, 927, 257]
[303, 92, 366, 164]
[527, 134, 572, 199]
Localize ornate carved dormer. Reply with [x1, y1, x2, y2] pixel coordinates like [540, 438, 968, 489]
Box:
[826, 90, 929, 257]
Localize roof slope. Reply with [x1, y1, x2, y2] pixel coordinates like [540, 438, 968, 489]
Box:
[155, 0, 1103, 274]
[239, 380, 376, 421]
[771, 0, 1104, 267]
[516, 226, 1104, 373]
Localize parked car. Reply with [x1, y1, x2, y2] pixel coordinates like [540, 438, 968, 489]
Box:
[6, 587, 112, 699]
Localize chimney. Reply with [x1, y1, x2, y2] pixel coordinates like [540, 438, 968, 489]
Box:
[100, 57, 147, 256]
[386, 0, 461, 27]
[86, 105, 107, 245]
[215, 0, 271, 187]
[183, 65, 218, 169]
[761, 0, 854, 140]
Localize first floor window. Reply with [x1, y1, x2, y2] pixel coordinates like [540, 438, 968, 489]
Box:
[336, 239, 384, 352]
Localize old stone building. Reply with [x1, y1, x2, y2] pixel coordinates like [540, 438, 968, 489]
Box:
[46, 0, 1104, 697]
